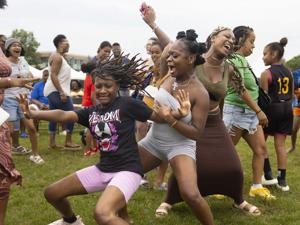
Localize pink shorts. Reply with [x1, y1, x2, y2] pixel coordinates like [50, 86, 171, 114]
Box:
[76, 166, 141, 203]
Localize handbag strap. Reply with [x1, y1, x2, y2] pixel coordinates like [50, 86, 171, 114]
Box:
[247, 65, 260, 87]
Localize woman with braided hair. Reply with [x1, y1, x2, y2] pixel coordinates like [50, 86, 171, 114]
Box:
[140, 3, 261, 218]
[223, 26, 276, 200]
[19, 55, 191, 225]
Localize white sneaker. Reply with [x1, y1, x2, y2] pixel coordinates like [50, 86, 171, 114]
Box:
[48, 215, 85, 225]
[29, 155, 45, 165]
[261, 175, 278, 186]
[140, 178, 149, 188]
[276, 180, 290, 192]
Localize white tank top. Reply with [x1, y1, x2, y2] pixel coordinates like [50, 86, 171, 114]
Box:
[44, 54, 71, 96]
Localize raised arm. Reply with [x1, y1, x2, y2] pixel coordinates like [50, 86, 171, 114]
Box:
[141, 3, 171, 48]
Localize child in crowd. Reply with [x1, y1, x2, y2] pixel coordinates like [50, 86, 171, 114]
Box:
[19, 55, 190, 225]
[260, 37, 293, 191]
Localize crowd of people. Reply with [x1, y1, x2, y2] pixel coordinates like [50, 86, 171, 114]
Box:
[1, 1, 300, 225]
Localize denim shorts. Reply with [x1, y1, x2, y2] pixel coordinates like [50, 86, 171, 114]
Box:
[223, 103, 258, 135]
[2, 97, 24, 122]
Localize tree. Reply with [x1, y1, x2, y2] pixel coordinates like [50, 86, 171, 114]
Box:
[10, 29, 42, 68]
[285, 55, 300, 71]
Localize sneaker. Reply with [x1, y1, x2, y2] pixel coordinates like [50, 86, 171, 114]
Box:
[20, 131, 28, 138]
[12, 146, 32, 155]
[262, 175, 278, 186]
[211, 194, 226, 200]
[276, 179, 290, 192]
[249, 187, 276, 200]
[154, 182, 168, 191]
[29, 155, 45, 165]
[140, 178, 150, 188]
[59, 130, 67, 136]
[48, 215, 85, 225]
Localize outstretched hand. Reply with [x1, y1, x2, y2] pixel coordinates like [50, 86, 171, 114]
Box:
[14, 77, 39, 90]
[176, 89, 190, 117]
[17, 94, 31, 119]
[140, 3, 156, 27]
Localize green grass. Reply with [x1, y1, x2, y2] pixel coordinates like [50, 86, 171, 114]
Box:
[6, 124, 300, 225]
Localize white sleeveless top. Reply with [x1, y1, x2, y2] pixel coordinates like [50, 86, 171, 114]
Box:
[148, 88, 195, 145]
[44, 54, 71, 96]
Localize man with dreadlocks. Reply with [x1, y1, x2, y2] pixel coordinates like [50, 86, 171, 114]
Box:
[18, 55, 191, 225]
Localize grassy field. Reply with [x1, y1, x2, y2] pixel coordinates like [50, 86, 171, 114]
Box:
[6, 125, 300, 225]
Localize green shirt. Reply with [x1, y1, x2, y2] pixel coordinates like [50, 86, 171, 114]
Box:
[225, 54, 258, 109]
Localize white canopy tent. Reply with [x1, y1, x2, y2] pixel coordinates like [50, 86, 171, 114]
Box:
[29, 66, 86, 80]
[29, 65, 42, 78]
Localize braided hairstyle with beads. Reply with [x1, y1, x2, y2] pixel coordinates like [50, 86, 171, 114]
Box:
[91, 54, 147, 88]
[176, 29, 207, 66]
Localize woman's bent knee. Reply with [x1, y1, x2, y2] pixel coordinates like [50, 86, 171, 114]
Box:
[44, 185, 59, 202]
[180, 188, 202, 203]
[94, 208, 114, 224]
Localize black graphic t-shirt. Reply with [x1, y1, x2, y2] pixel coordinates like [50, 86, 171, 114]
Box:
[75, 97, 152, 176]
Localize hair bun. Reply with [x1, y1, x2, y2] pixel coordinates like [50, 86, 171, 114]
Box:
[279, 37, 288, 47]
[176, 31, 186, 40]
[197, 42, 207, 54]
[186, 29, 198, 41]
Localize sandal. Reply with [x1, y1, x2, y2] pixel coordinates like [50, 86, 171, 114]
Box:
[155, 202, 172, 218]
[154, 182, 168, 191]
[64, 144, 81, 151]
[84, 147, 99, 156]
[12, 146, 32, 155]
[48, 145, 64, 150]
[233, 201, 261, 216]
[29, 155, 45, 165]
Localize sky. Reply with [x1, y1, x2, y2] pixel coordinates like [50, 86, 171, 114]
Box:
[1, 0, 300, 75]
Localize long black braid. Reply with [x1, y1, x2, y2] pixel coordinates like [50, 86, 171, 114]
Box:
[91, 54, 147, 88]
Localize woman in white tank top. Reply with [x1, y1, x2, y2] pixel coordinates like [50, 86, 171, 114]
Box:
[44, 34, 80, 151]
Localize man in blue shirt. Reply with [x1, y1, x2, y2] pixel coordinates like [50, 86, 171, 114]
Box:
[31, 69, 49, 109]
[30, 69, 49, 132]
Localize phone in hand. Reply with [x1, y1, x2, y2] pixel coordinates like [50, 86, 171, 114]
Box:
[140, 2, 147, 16]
